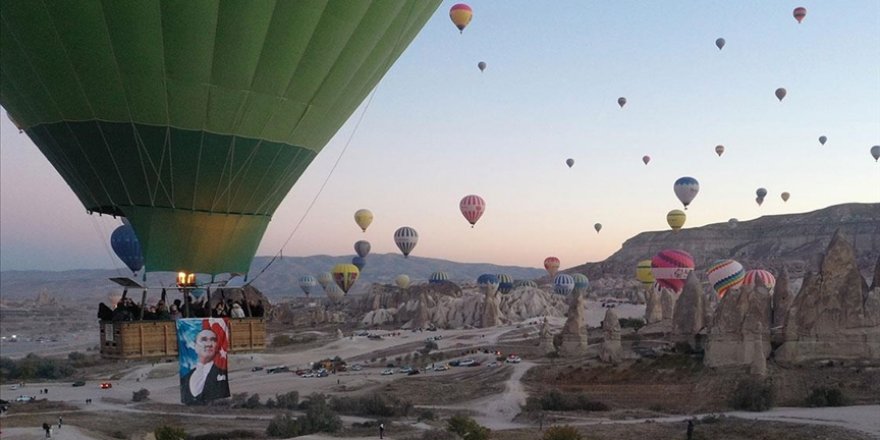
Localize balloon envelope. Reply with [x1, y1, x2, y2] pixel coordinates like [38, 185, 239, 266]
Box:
[566, 158, 575, 168]
[544, 257, 560, 278]
[331, 263, 360, 294]
[111, 224, 145, 273]
[651, 249, 695, 293]
[775, 88, 787, 101]
[553, 274, 575, 295]
[756, 188, 768, 198]
[617, 97, 627, 108]
[667, 209, 686, 231]
[395, 274, 411, 289]
[354, 240, 371, 258]
[707, 259, 745, 298]
[594, 223, 602, 233]
[819, 136, 827, 145]
[318, 272, 333, 289]
[715, 38, 725, 50]
[496, 274, 514, 294]
[394, 227, 419, 257]
[636, 260, 654, 287]
[477, 273, 499, 295]
[355, 209, 374, 233]
[449, 3, 473, 32]
[572, 273, 589, 292]
[429, 271, 449, 284]
[642, 155, 651, 165]
[781, 192, 790, 202]
[477, 61, 486, 72]
[793, 7, 807, 23]
[351, 256, 366, 272]
[514, 280, 538, 289]
[460, 195, 486, 227]
[871, 145, 880, 162]
[744, 269, 776, 291]
[0, 2, 440, 275]
[728, 218, 739, 229]
[715, 145, 725, 157]
[756, 196, 765, 206]
[673, 177, 700, 209]
[298, 275, 318, 297]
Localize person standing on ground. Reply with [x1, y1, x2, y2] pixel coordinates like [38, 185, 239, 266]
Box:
[686, 419, 694, 440]
[58, 416, 62, 429]
[379, 422, 385, 439]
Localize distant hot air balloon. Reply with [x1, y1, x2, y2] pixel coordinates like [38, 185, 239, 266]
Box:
[111, 224, 144, 274]
[594, 223, 602, 233]
[477, 274, 499, 296]
[756, 196, 765, 206]
[819, 136, 827, 146]
[617, 97, 627, 108]
[449, 3, 473, 33]
[715, 38, 725, 50]
[667, 209, 686, 231]
[318, 272, 333, 289]
[553, 274, 575, 295]
[781, 192, 790, 202]
[514, 279, 538, 289]
[707, 259, 745, 299]
[299, 275, 318, 297]
[354, 240, 371, 258]
[429, 271, 449, 284]
[715, 145, 725, 157]
[355, 209, 374, 233]
[673, 177, 700, 209]
[497, 274, 514, 294]
[728, 218, 739, 229]
[394, 227, 418, 258]
[324, 283, 344, 304]
[743, 269, 776, 291]
[544, 257, 560, 278]
[351, 256, 366, 272]
[572, 274, 589, 292]
[566, 158, 575, 168]
[871, 145, 880, 162]
[477, 61, 486, 72]
[651, 249, 695, 294]
[395, 274, 411, 289]
[756, 188, 768, 199]
[642, 155, 651, 165]
[775, 88, 787, 101]
[460, 194, 486, 227]
[636, 260, 654, 288]
[331, 263, 360, 294]
[793, 7, 807, 23]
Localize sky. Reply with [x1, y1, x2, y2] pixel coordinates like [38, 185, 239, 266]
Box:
[1, 1, 879, 272]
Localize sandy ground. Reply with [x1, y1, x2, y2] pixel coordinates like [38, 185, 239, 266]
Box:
[1, 426, 99, 440]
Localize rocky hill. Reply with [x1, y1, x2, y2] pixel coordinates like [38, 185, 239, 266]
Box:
[569, 203, 880, 281]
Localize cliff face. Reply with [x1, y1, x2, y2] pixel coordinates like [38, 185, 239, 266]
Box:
[573, 203, 880, 281]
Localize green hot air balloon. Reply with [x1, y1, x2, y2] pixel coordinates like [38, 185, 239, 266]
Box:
[0, 1, 440, 275]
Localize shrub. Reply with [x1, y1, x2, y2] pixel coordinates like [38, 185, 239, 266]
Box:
[330, 392, 413, 418]
[416, 429, 457, 440]
[154, 425, 187, 440]
[542, 425, 583, 440]
[729, 378, 774, 411]
[525, 390, 609, 412]
[418, 409, 436, 421]
[244, 393, 262, 409]
[618, 317, 645, 330]
[189, 431, 259, 440]
[446, 415, 490, 440]
[275, 391, 299, 409]
[266, 413, 301, 438]
[132, 388, 150, 402]
[805, 386, 847, 407]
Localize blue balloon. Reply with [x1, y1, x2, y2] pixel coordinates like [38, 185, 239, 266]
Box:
[496, 274, 514, 294]
[553, 274, 575, 295]
[477, 273, 499, 286]
[111, 224, 144, 273]
[352, 256, 366, 271]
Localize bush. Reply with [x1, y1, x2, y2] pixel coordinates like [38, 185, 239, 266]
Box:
[418, 409, 436, 421]
[0, 354, 76, 381]
[132, 388, 150, 402]
[275, 391, 299, 409]
[542, 425, 583, 440]
[154, 425, 187, 440]
[266, 413, 301, 438]
[244, 393, 262, 409]
[414, 429, 457, 440]
[525, 390, 609, 412]
[189, 431, 259, 440]
[618, 317, 645, 330]
[805, 386, 847, 407]
[330, 392, 412, 418]
[446, 415, 490, 440]
[729, 378, 774, 411]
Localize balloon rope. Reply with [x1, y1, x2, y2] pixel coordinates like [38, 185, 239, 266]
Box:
[87, 214, 125, 278]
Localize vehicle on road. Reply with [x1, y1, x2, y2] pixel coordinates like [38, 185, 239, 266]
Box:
[351, 364, 363, 371]
[100, 382, 112, 389]
[381, 369, 394, 376]
[15, 395, 33, 402]
[487, 361, 499, 368]
[251, 366, 264, 372]
[72, 381, 86, 387]
[458, 359, 475, 367]
[267, 366, 289, 374]
[433, 364, 449, 372]
[505, 355, 522, 364]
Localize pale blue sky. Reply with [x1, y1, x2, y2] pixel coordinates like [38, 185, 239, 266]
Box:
[2, 1, 878, 272]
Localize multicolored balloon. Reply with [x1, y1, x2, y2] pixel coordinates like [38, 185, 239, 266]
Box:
[429, 271, 449, 284]
[394, 226, 418, 258]
[354, 209, 373, 232]
[351, 256, 366, 272]
[553, 274, 575, 295]
[497, 274, 514, 294]
[566, 158, 575, 168]
[775, 88, 787, 101]
[793, 7, 807, 23]
[460, 194, 486, 227]
[299, 275, 318, 297]
[636, 259, 654, 287]
[395, 274, 411, 289]
[818, 136, 827, 146]
[673, 177, 700, 209]
[478, 61, 486, 72]
[572, 273, 589, 292]
[651, 249, 695, 293]
[594, 223, 602, 233]
[871, 145, 880, 162]
[707, 259, 745, 298]
[544, 257, 560, 278]
[111, 223, 144, 273]
[667, 209, 686, 231]
[331, 263, 360, 294]
[743, 269, 776, 291]
[715, 145, 725, 157]
[781, 192, 790, 202]
[715, 38, 725, 50]
[642, 155, 651, 165]
[449, 3, 473, 33]
[618, 97, 627, 108]
[354, 240, 371, 258]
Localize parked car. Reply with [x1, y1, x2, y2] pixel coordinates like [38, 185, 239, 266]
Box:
[267, 366, 289, 374]
[100, 382, 112, 389]
[487, 361, 499, 368]
[505, 355, 522, 364]
[15, 395, 33, 402]
[407, 370, 420, 376]
[351, 364, 363, 371]
[72, 381, 86, 387]
[398, 366, 413, 374]
[302, 372, 316, 378]
[251, 366, 264, 372]
[381, 369, 394, 376]
[316, 369, 329, 378]
[433, 364, 449, 372]
[458, 359, 475, 367]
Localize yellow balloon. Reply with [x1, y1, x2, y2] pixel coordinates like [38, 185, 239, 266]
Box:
[331, 263, 360, 294]
[354, 209, 373, 232]
[395, 274, 410, 289]
[636, 259, 654, 287]
[667, 209, 686, 231]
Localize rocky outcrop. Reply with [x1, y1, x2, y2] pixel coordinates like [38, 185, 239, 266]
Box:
[644, 289, 663, 324]
[871, 256, 880, 291]
[703, 283, 772, 368]
[672, 273, 704, 349]
[660, 289, 676, 321]
[269, 302, 347, 326]
[558, 292, 588, 356]
[537, 318, 555, 353]
[598, 308, 621, 364]
[775, 231, 880, 363]
[482, 290, 501, 328]
[772, 266, 793, 329]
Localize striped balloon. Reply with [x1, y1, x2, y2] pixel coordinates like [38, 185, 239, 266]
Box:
[651, 249, 695, 293]
[477, 274, 499, 295]
[394, 226, 418, 258]
[636, 259, 654, 287]
[673, 177, 700, 209]
[706, 259, 745, 298]
[496, 274, 514, 294]
[449, 3, 473, 33]
[573, 273, 589, 291]
[514, 280, 538, 289]
[318, 272, 333, 289]
[460, 194, 486, 227]
[298, 275, 318, 297]
[553, 274, 575, 295]
[429, 271, 449, 284]
[331, 263, 359, 294]
[743, 270, 776, 291]
[544, 257, 560, 277]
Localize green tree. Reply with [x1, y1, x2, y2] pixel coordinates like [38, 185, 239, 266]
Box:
[542, 426, 583, 440]
[446, 415, 490, 440]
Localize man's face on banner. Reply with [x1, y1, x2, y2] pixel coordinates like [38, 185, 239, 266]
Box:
[195, 329, 217, 364]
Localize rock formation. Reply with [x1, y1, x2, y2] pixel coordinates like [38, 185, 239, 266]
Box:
[775, 231, 880, 363]
[644, 289, 663, 323]
[558, 292, 588, 356]
[871, 256, 880, 291]
[672, 272, 704, 349]
[772, 266, 793, 329]
[482, 289, 501, 328]
[537, 317, 555, 353]
[336, 328, 344, 339]
[598, 308, 621, 364]
[703, 283, 772, 368]
[660, 288, 676, 321]
[750, 337, 767, 376]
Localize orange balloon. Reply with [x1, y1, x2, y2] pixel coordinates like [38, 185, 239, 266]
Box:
[449, 4, 473, 33]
